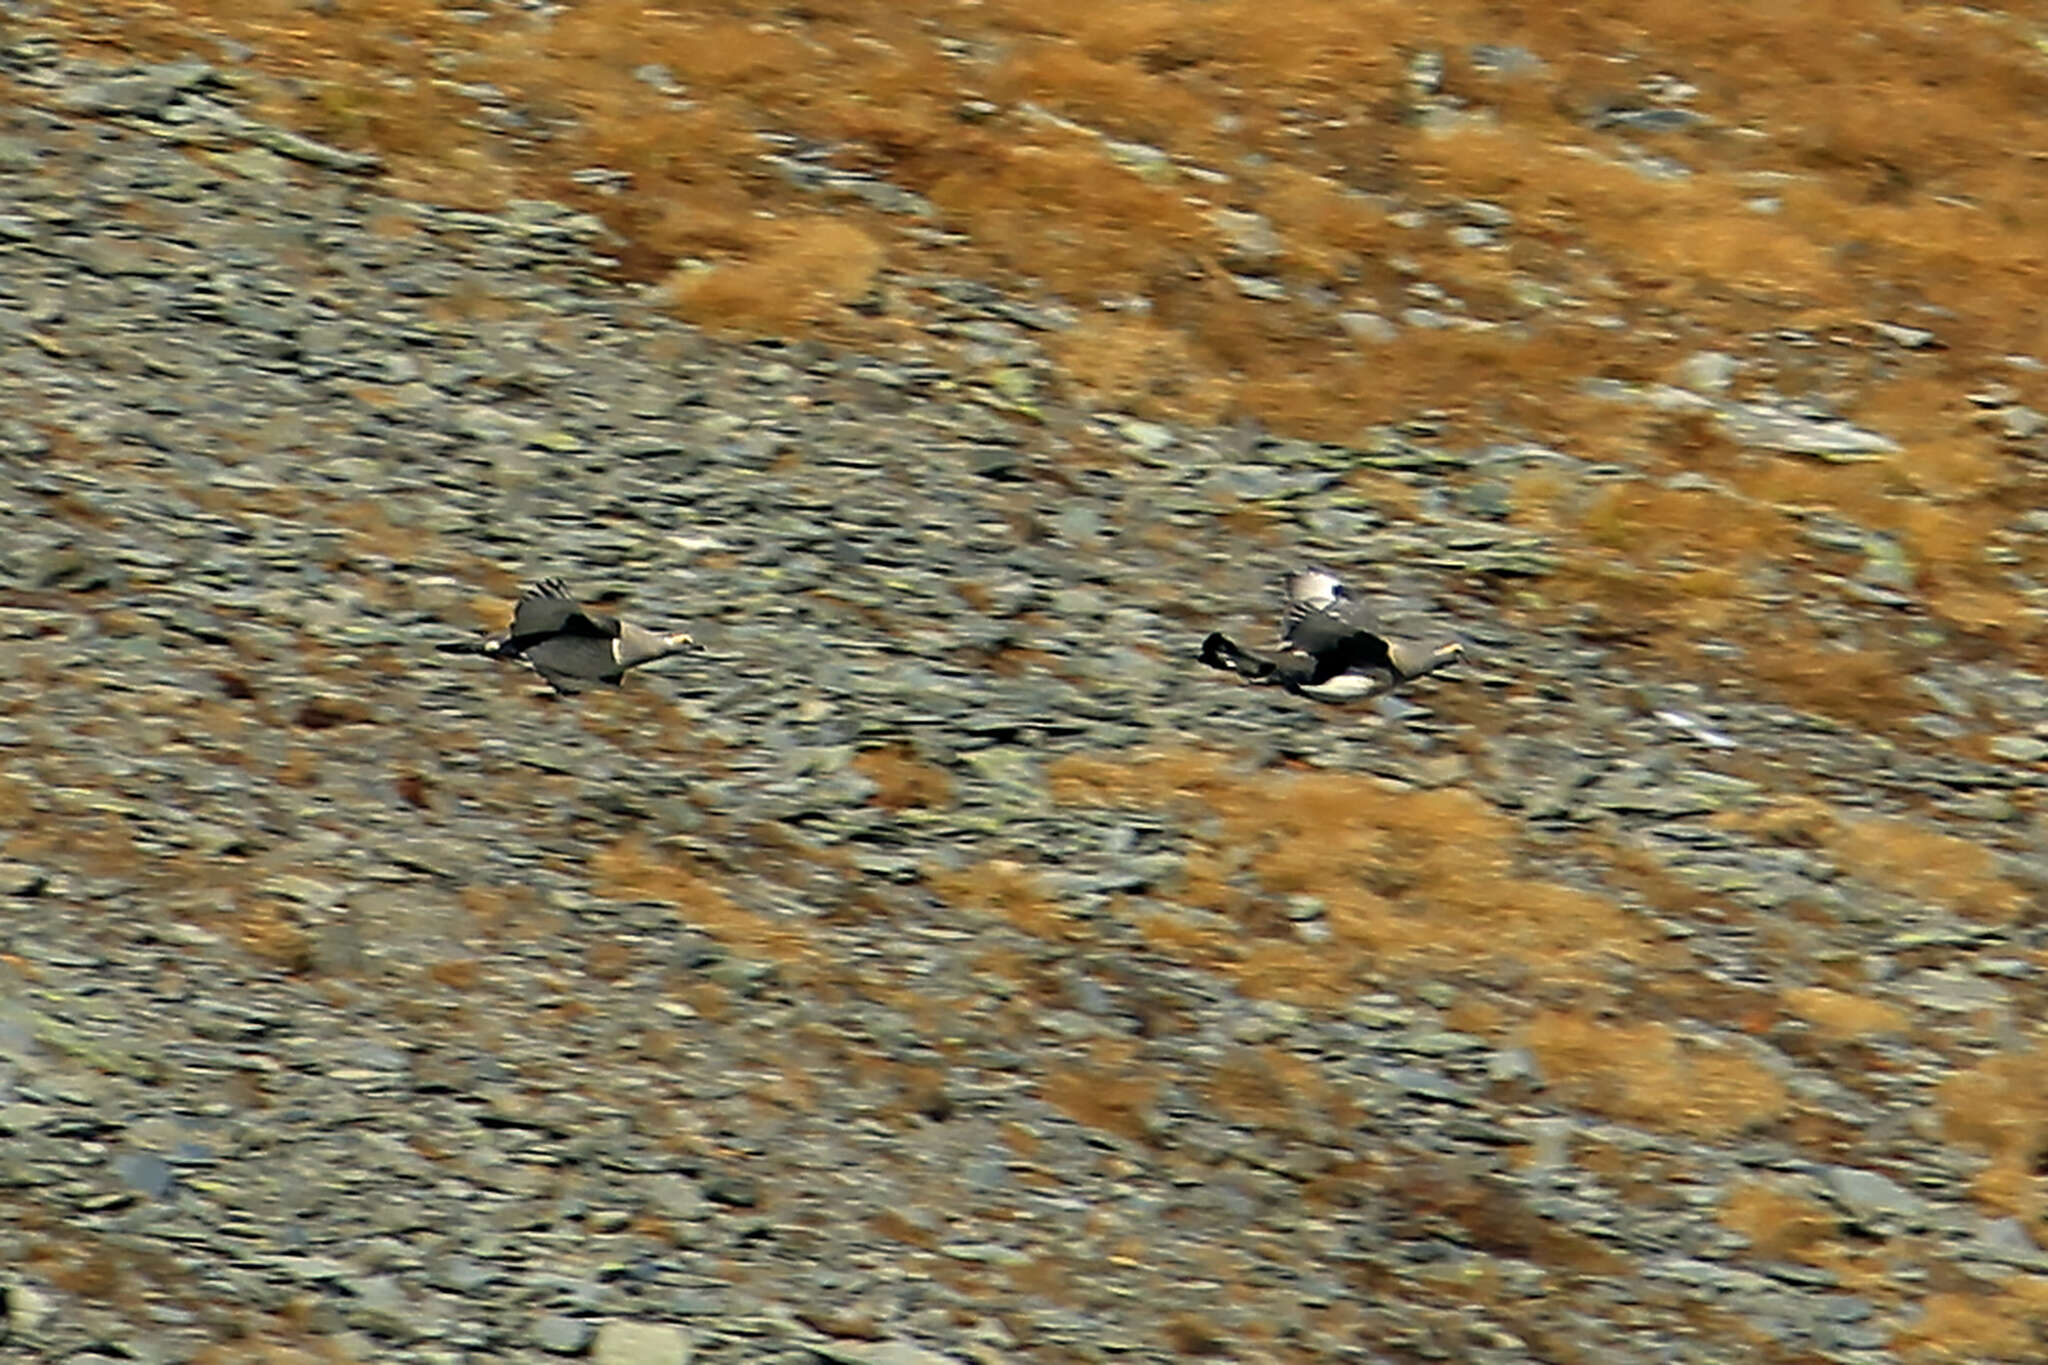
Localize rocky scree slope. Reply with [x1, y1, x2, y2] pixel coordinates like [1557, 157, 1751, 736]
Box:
[8, 57, 2048, 1365]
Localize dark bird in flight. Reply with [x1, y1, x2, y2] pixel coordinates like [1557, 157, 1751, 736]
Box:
[438, 578, 698, 694]
[1200, 566, 1466, 702]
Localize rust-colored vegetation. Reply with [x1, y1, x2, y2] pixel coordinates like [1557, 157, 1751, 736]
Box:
[1716, 799, 2027, 924]
[1779, 987, 1907, 1044]
[58, 0, 2048, 727]
[71, 2, 2048, 427]
[1892, 1283, 2048, 1364]
[592, 833, 813, 961]
[1519, 1010, 1788, 1139]
[1205, 1045, 1353, 1140]
[854, 744, 955, 811]
[1040, 1063, 1158, 1144]
[1049, 749, 1643, 1004]
[1718, 1178, 1839, 1262]
[1826, 816, 2026, 924]
[1939, 1046, 2048, 1226]
[233, 899, 316, 975]
[659, 217, 886, 333]
[922, 857, 1076, 940]
[1383, 1158, 1627, 1274]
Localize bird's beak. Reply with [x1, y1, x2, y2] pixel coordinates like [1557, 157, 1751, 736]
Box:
[668, 633, 701, 653]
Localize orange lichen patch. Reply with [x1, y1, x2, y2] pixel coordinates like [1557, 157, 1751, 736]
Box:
[1884, 436, 2009, 504]
[1826, 816, 2023, 923]
[55, 815, 144, 881]
[1443, 995, 1505, 1039]
[1045, 315, 1235, 425]
[1385, 1159, 1629, 1274]
[660, 218, 885, 333]
[583, 937, 636, 982]
[425, 959, 483, 992]
[1781, 987, 1908, 1043]
[922, 858, 1077, 940]
[990, 42, 1211, 150]
[1719, 1179, 1839, 1261]
[1046, 749, 1223, 809]
[1134, 910, 1237, 971]
[932, 140, 1209, 293]
[1631, 193, 1845, 309]
[1717, 795, 1838, 849]
[23, 1228, 194, 1313]
[591, 835, 812, 961]
[1740, 625, 1921, 733]
[571, 688, 697, 754]
[853, 745, 954, 811]
[57, 0, 2048, 466]
[1579, 485, 1792, 564]
[1520, 1011, 1788, 1138]
[1968, 1156, 2046, 1226]
[456, 883, 532, 935]
[1585, 834, 1721, 920]
[1892, 1284, 2048, 1363]
[869, 1208, 939, 1251]
[1889, 502, 2000, 582]
[1205, 1047, 1337, 1136]
[1551, 555, 1752, 639]
[235, 900, 315, 974]
[1926, 582, 2039, 643]
[1939, 1047, 2048, 1211]
[1050, 750, 1644, 1000]
[1040, 1065, 1157, 1144]
[1258, 166, 1394, 279]
[1548, 479, 1804, 643]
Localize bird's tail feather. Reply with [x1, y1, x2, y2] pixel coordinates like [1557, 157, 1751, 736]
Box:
[1200, 632, 1277, 682]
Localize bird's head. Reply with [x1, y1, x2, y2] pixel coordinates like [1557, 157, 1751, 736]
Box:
[661, 632, 701, 658]
[1386, 636, 1469, 681]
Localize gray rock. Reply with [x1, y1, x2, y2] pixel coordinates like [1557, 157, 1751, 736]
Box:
[1675, 351, 1739, 393]
[1715, 400, 1900, 459]
[111, 1150, 175, 1199]
[5, 1280, 55, 1335]
[533, 1315, 597, 1355]
[0, 862, 48, 896]
[1384, 1067, 1476, 1105]
[592, 1321, 692, 1365]
[813, 1343, 961, 1365]
[1895, 968, 2009, 1014]
[58, 61, 214, 116]
[1338, 311, 1399, 345]
[1209, 209, 1283, 273]
[1824, 1166, 1930, 1225]
[1971, 1216, 2048, 1268]
[1870, 320, 1939, 349]
[1990, 734, 2048, 763]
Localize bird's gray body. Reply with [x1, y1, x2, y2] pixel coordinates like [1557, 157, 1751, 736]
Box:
[439, 579, 696, 694]
[1200, 566, 1465, 702]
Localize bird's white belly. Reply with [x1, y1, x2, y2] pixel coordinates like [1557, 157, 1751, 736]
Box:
[1294, 672, 1390, 702]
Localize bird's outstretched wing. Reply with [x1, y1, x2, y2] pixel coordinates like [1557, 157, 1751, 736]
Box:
[506, 579, 617, 648]
[1277, 566, 1348, 639]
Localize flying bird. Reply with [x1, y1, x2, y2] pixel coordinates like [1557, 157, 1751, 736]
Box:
[1200, 566, 1466, 702]
[438, 578, 699, 694]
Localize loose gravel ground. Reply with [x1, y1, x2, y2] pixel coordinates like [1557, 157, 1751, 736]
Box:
[10, 53, 2048, 1365]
